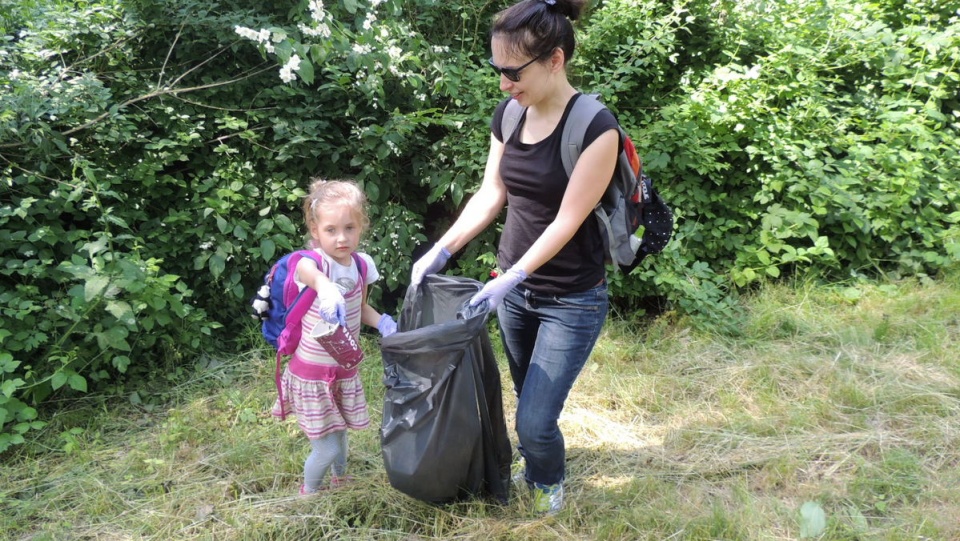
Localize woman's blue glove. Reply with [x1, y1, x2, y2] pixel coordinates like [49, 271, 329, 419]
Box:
[410, 244, 451, 287]
[316, 281, 347, 327]
[378, 314, 398, 337]
[469, 268, 527, 310]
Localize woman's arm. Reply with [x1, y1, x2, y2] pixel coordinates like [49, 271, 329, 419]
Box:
[436, 134, 509, 253]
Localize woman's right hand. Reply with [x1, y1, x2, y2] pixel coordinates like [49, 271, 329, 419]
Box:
[410, 244, 451, 288]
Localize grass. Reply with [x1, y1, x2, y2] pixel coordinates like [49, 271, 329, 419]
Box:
[3, 275, 960, 540]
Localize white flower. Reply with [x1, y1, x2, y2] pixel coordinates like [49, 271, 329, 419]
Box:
[234, 26, 259, 41]
[309, 0, 326, 22]
[236, 26, 276, 53]
[286, 55, 301, 71]
[300, 23, 332, 38]
[279, 55, 302, 83]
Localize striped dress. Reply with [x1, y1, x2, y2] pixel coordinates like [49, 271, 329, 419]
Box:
[271, 250, 377, 439]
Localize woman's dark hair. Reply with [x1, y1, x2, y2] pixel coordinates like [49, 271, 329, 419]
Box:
[491, 0, 587, 64]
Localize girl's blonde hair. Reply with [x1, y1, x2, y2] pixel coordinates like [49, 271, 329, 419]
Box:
[303, 178, 370, 238]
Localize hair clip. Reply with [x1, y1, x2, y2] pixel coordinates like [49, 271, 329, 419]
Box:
[540, 0, 557, 5]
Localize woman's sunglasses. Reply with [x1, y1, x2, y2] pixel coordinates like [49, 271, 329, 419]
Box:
[487, 54, 543, 82]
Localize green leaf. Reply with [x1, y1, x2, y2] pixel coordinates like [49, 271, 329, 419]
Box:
[209, 251, 226, 278]
[113, 355, 131, 373]
[84, 276, 110, 302]
[255, 218, 275, 236]
[68, 373, 87, 392]
[51, 371, 68, 390]
[261, 238, 276, 261]
[1, 379, 25, 397]
[799, 501, 827, 538]
[83, 236, 110, 256]
[0, 353, 19, 373]
[298, 59, 315, 84]
[95, 326, 131, 351]
[106, 300, 136, 326]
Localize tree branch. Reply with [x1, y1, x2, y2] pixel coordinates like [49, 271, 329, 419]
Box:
[0, 61, 275, 149]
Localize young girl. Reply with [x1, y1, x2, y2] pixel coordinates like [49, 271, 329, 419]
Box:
[272, 179, 398, 495]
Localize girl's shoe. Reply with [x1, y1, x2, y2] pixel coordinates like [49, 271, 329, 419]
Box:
[300, 475, 355, 496]
[330, 475, 354, 488]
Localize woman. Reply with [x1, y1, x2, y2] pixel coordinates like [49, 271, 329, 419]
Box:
[410, 0, 619, 514]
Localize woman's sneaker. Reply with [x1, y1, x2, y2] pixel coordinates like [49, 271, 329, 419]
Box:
[531, 481, 564, 514]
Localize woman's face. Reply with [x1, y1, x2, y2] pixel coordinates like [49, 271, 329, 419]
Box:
[490, 36, 549, 106]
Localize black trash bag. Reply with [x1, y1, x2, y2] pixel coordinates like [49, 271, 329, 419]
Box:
[378, 274, 512, 504]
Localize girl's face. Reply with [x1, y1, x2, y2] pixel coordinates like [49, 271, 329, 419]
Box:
[309, 202, 362, 266]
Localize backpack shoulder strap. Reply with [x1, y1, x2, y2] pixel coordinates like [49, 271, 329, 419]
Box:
[501, 99, 525, 144]
[302, 250, 366, 288]
[274, 249, 323, 420]
[282, 250, 322, 331]
[560, 93, 608, 178]
[351, 252, 368, 288]
[301, 250, 327, 275]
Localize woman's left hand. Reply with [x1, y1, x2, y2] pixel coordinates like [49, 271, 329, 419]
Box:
[469, 268, 527, 310]
[378, 314, 398, 337]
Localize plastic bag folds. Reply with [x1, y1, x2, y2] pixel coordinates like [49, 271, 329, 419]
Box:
[379, 274, 512, 504]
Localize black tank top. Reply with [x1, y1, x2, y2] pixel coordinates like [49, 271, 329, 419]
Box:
[491, 94, 620, 294]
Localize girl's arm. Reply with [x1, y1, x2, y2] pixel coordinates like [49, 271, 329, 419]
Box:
[359, 285, 381, 328]
[296, 256, 332, 291]
[435, 134, 508, 253]
[511, 128, 619, 276]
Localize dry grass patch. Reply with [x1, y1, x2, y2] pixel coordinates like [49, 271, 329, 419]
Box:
[3, 277, 960, 540]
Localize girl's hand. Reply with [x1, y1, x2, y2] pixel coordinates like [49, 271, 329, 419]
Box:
[316, 281, 347, 327]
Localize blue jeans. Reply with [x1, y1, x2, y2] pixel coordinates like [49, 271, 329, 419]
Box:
[496, 282, 609, 486]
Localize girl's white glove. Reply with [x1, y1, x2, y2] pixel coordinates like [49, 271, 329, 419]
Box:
[316, 281, 347, 327]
